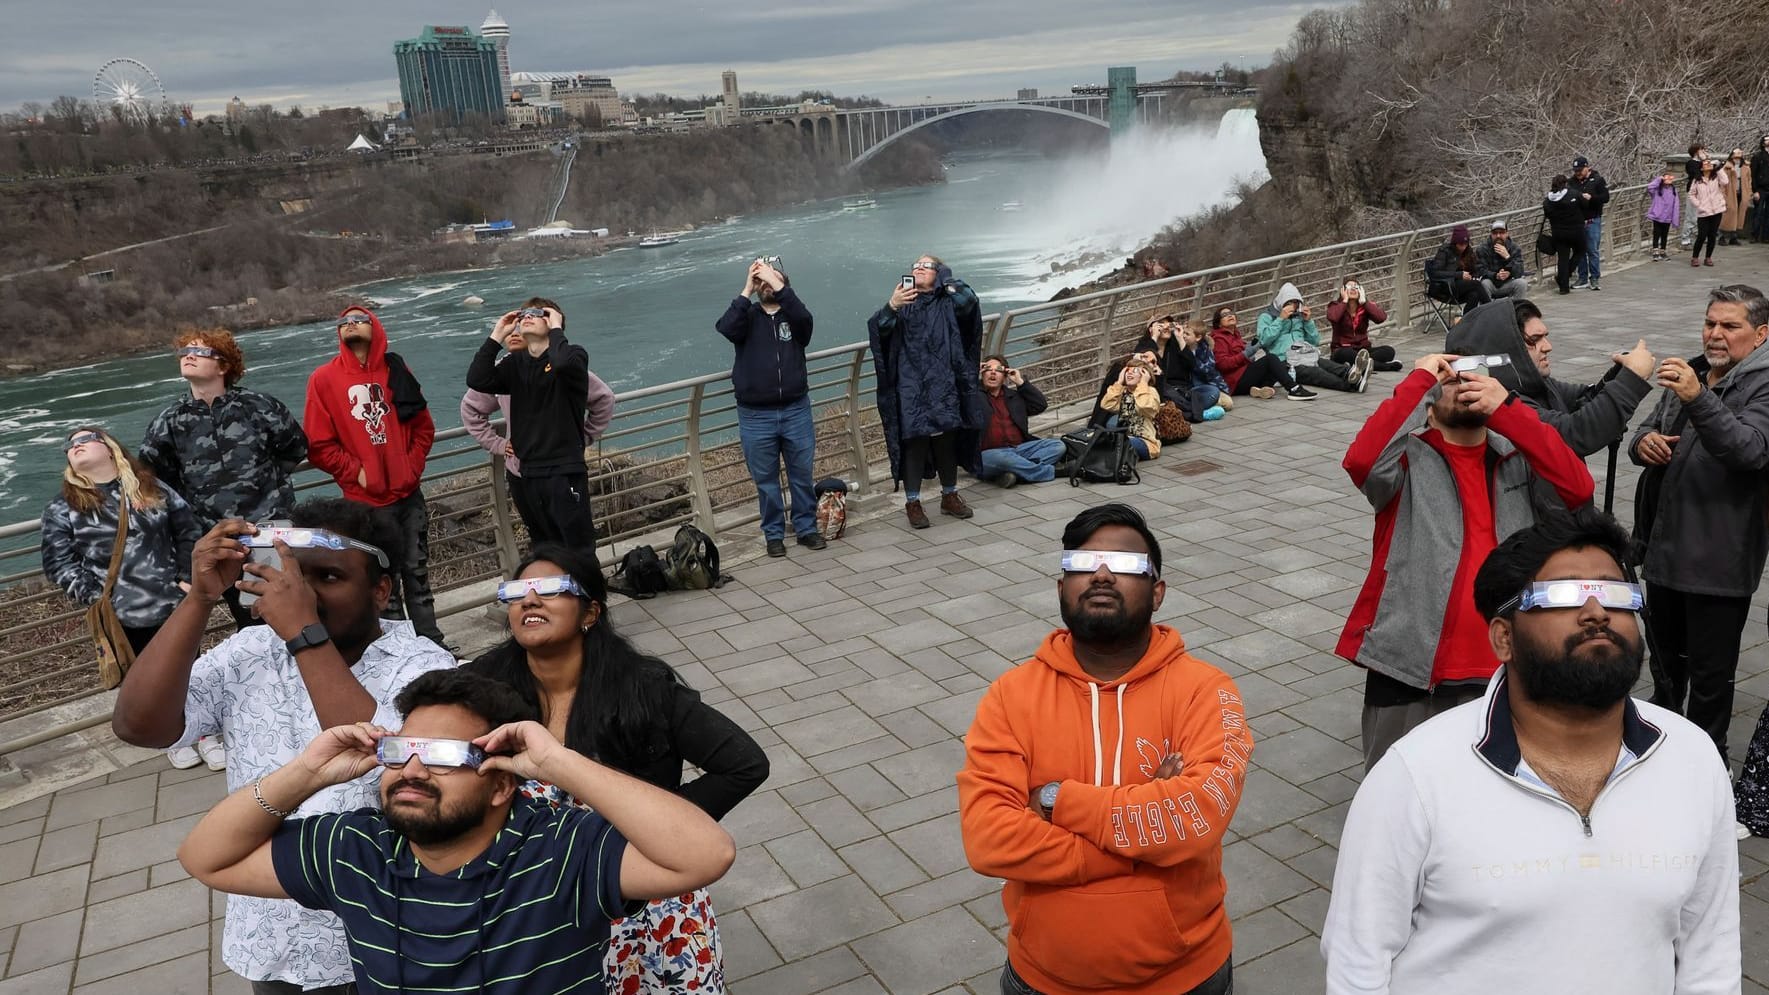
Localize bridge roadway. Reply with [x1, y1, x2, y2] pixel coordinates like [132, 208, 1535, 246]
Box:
[2, 248, 1768, 993]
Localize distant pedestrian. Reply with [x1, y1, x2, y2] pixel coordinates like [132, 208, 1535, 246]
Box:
[1325, 277, 1401, 370]
[1689, 157, 1729, 267]
[1567, 155, 1610, 290]
[1424, 226, 1493, 312]
[714, 257, 825, 557]
[1476, 221, 1530, 300]
[1646, 167, 1681, 260]
[1751, 135, 1769, 243]
[1541, 175, 1586, 294]
[1210, 306, 1315, 400]
[867, 254, 985, 529]
[958, 503, 1249, 995]
[305, 305, 447, 648]
[1682, 143, 1709, 246]
[139, 327, 307, 628]
[1720, 147, 1752, 245]
[466, 299, 601, 558]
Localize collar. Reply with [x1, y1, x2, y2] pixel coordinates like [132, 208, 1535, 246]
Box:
[387, 799, 534, 881]
[1473, 667, 1663, 774]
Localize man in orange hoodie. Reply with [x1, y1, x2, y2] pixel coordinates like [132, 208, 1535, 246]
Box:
[958, 503, 1250, 995]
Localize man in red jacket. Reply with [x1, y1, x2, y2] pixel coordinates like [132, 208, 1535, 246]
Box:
[303, 306, 447, 648]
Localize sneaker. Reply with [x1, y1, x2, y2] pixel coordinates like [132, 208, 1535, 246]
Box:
[1250, 385, 1276, 399]
[1201, 405, 1226, 421]
[1739, 821, 1754, 841]
[939, 491, 973, 519]
[997, 471, 1019, 489]
[905, 499, 930, 529]
[1352, 349, 1374, 392]
[796, 533, 827, 550]
[1216, 396, 1233, 412]
[1285, 385, 1319, 400]
[167, 745, 203, 770]
[1570, 279, 1590, 290]
[195, 735, 227, 772]
[1375, 361, 1405, 372]
[766, 538, 787, 558]
[1589, 281, 1601, 290]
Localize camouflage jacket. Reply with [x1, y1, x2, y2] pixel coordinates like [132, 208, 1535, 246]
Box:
[139, 387, 307, 529]
[41, 482, 202, 627]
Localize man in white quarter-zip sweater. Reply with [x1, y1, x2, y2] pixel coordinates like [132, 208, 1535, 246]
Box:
[1322, 507, 1740, 995]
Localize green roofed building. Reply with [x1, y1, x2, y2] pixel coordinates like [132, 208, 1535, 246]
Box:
[394, 25, 506, 124]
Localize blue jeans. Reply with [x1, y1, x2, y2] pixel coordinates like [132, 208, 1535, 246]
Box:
[738, 397, 817, 540]
[1576, 217, 1602, 281]
[979, 438, 1066, 482]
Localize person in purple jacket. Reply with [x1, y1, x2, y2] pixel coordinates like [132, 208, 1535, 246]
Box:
[1646, 167, 1681, 261]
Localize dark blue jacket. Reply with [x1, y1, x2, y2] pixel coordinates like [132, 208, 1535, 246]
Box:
[716, 288, 814, 408]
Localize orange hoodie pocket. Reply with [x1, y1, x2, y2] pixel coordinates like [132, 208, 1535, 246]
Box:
[1012, 882, 1185, 988]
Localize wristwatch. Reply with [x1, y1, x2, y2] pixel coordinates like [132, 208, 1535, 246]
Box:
[1038, 781, 1060, 815]
[285, 622, 330, 656]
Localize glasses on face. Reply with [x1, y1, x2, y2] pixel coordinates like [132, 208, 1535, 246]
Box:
[377, 736, 486, 772]
[240, 526, 391, 569]
[1060, 549, 1155, 577]
[1501, 580, 1644, 614]
[338, 315, 372, 328]
[177, 345, 218, 359]
[516, 307, 549, 319]
[62, 432, 104, 452]
[910, 262, 937, 271]
[496, 575, 584, 603]
[1451, 355, 1512, 374]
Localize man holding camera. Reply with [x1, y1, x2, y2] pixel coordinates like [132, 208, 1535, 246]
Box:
[1339, 353, 1593, 770]
[1476, 221, 1530, 300]
[978, 355, 1068, 486]
[716, 258, 825, 557]
[467, 298, 597, 554]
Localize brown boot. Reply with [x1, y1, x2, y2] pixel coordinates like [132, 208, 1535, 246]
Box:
[939, 491, 973, 519]
[905, 499, 931, 529]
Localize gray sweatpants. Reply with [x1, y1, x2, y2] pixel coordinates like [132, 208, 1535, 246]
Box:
[1361, 682, 1488, 772]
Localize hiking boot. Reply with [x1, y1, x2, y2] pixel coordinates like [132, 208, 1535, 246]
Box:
[766, 538, 787, 557]
[905, 500, 931, 529]
[1285, 385, 1318, 400]
[797, 533, 827, 550]
[939, 492, 973, 519]
[997, 471, 1019, 489]
[1250, 385, 1276, 399]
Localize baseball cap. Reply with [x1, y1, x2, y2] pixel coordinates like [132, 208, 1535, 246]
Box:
[1572, 155, 1590, 168]
[1490, 219, 1508, 231]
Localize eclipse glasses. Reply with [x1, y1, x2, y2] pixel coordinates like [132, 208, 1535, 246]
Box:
[240, 526, 390, 569]
[495, 575, 586, 603]
[1060, 550, 1156, 577]
[377, 736, 486, 771]
[1499, 579, 1644, 615]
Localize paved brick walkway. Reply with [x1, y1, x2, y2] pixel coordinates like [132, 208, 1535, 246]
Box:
[4, 247, 1769, 994]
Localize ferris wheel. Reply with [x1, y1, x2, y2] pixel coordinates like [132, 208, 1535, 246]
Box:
[92, 58, 167, 122]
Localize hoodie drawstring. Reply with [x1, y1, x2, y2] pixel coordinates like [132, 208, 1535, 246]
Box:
[1087, 683, 1129, 786]
[1113, 686, 1126, 786]
[1088, 683, 1103, 786]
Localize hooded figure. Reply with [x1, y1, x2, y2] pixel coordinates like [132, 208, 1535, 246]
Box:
[304, 307, 434, 507]
[866, 262, 986, 486]
[1255, 282, 1314, 357]
[1256, 283, 1366, 392]
[1445, 299, 1652, 457]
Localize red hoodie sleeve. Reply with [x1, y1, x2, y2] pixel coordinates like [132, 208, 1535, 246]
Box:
[302, 373, 359, 484]
[1486, 394, 1595, 508]
[1343, 369, 1436, 508]
[404, 407, 435, 479]
[1050, 671, 1251, 867]
[958, 682, 1136, 885]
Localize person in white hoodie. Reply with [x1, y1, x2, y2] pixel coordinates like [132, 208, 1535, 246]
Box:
[1322, 507, 1740, 995]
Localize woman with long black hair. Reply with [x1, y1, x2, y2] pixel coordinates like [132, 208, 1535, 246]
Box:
[466, 543, 769, 993]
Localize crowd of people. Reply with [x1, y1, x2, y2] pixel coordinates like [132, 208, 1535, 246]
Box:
[29, 217, 1769, 993]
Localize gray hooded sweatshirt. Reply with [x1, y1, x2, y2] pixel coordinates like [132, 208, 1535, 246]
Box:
[1445, 300, 1651, 457]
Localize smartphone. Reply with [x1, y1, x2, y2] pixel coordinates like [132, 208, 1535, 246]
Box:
[762, 255, 783, 271]
[237, 519, 290, 607]
[901, 275, 914, 290]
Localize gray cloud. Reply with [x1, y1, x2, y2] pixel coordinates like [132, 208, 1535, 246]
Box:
[1, 1, 1323, 114]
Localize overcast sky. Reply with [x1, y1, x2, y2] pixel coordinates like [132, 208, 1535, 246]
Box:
[0, 1, 1325, 116]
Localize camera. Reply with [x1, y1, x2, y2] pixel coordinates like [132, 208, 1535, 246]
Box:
[760, 255, 783, 271]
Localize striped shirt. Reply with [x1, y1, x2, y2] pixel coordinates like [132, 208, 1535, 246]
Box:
[270, 798, 633, 994]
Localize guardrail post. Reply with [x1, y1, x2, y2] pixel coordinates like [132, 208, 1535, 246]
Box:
[845, 350, 871, 490]
[1095, 291, 1123, 380]
[1189, 272, 1207, 320]
[989, 312, 1015, 357]
[684, 383, 717, 533]
[1392, 231, 1419, 329]
[486, 455, 519, 576]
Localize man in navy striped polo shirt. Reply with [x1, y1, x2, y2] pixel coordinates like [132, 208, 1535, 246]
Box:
[178, 669, 737, 994]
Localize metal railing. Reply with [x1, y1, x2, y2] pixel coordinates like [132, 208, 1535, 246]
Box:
[0, 182, 1653, 731]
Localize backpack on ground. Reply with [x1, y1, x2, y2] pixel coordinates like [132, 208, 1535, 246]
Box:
[815, 490, 848, 540]
[664, 524, 727, 591]
[1061, 427, 1140, 486]
[610, 544, 669, 599]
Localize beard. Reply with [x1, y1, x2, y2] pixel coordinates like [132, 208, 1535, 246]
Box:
[383, 781, 488, 845]
[1437, 404, 1490, 429]
[1509, 621, 1644, 710]
[1060, 587, 1153, 645]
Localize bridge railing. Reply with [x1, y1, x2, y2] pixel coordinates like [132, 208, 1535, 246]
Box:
[0, 182, 1653, 739]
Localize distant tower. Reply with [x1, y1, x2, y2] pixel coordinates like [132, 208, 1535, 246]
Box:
[721, 70, 740, 121]
[481, 9, 512, 104]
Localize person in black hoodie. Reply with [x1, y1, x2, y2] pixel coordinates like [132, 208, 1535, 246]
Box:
[715, 258, 824, 557]
[1542, 175, 1587, 294]
[467, 297, 596, 554]
[1568, 155, 1611, 290]
[1750, 134, 1769, 244]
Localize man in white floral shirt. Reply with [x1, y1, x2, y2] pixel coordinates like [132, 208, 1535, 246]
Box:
[113, 497, 456, 994]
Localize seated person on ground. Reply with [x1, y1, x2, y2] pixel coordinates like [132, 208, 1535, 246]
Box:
[977, 355, 1070, 487]
[1100, 359, 1163, 460]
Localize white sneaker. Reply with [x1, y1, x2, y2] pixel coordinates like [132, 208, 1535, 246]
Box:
[1353, 349, 1374, 393]
[195, 735, 228, 772]
[1739, 821, 1754, 841]
[167, 745, 202, 770]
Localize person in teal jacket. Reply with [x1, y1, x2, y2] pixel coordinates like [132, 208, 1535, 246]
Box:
[1255, 282, 1370, 393]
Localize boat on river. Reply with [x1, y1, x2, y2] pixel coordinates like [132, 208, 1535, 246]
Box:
[841, 198, 877, 212]
[638, 232, 683, 248]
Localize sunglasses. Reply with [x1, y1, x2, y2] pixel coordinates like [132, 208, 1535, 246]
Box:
[516, 307, 549, 319]
[177, 345, 218, 359]
[496, 575, 585, 603]
[240, 526, 391, 569]
[1500, 580, 1644, 614]
[377, 736, 487, 772]
[62, 432, 104, 452]
[1060, 550, 1155, 577]
[338, 315, 373, 327]
[910, 262, 937, 271]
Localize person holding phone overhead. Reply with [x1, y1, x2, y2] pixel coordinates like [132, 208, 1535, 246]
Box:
[868, 254, 987, 529]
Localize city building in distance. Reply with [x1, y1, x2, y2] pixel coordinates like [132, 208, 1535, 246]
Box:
[393, 25, 506, 124]
[480, 9, 513, 105]
[511, 72, 620, 127]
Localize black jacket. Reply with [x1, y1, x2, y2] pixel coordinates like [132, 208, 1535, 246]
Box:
[466, 329, 590, 478]
[1476, 236, 1529, 282]
[1569, 169, 1611, 219]
[1542, 191, 1586, 240]
[983, 382, 1049, 443]
[1425, 241, 1488, 285]
[1754, 149, 1769, 194]
[715, 288, 814, 407]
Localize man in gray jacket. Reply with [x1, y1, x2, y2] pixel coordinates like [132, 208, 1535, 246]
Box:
[1630, 284, 1769, 763]
[1447, 298, 1655, 458]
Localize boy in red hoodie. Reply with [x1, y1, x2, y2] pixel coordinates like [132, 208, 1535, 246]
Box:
[958, 503, 1249, 995]
[303, 306, 446, 648]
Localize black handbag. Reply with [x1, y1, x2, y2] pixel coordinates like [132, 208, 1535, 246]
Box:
[1534, 225, 1555, 256]
[1061, 427, 1139, 486]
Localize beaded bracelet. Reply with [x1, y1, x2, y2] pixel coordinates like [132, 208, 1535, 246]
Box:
[252, 776, 290, 819]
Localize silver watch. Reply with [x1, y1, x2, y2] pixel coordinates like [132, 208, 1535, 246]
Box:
[1039, 782, 1059, 812]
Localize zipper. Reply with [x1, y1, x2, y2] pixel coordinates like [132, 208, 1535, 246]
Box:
[1470, 734, 1660, 839]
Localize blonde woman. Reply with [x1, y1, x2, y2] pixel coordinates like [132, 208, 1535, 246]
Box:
[1100, 359, 1164, 459]
[40, 427, 214, 769]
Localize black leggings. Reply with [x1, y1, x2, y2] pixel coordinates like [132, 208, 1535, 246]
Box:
[1652, 221, 1671, 250]
[1694, 214, 1722, 259]
[901, 433, 957, 499]
[1553, 235, 1584, 291]
[1331, 346, 1396, 365]
[1230, 353, 1297, 395]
